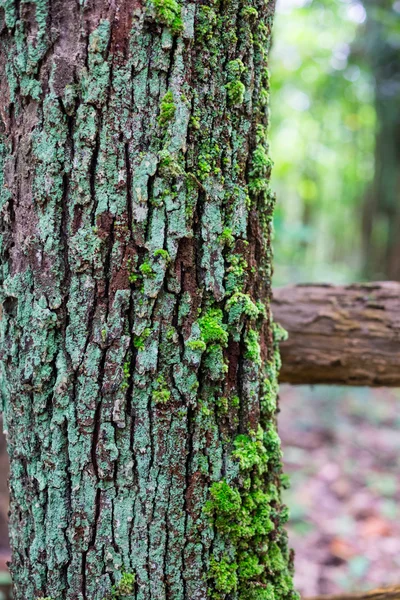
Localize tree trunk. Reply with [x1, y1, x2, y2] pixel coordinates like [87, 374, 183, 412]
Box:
[0, 2, 295, 599]
[360, 0, 400, 280]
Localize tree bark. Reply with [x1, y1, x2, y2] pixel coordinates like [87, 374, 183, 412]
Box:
[0, 2, 295, 599]
[273, 282, 400, 386]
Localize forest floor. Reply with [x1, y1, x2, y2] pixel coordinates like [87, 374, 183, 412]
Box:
[280, 385, 400, 597]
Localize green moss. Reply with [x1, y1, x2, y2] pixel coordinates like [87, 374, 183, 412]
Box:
[219, 227, 235, 247]
[233, 428, 268, 472]
[209, 555, 238, 596]
[133, 328, 151, 350]
[152, 0, 184, 34]
[103, 571, 135, 599]
[153, 248, 170, 261]
[204, 481, 241, 518]
[120, 360, 130, 391]
[225, 254, 248, 294]
[198, 309, 228, 347]
[226, 59, 245, 79]
[249, 144, 273, 193]
[226, 80, 246, 106]
[226, 292, 260, 339]
[152, 374, 171, 404]
[187, 339, 207, 352]
[238, 553, 264, 581]
[245, 329, 261, 364]
[241, 6, 259, 19]
[139, 260, 155, 278]
[158, 90, 176, 126]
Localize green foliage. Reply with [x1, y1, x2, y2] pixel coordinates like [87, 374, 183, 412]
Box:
[270, 0, 376, 284]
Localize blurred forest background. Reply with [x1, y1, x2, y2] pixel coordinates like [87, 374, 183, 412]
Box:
[271, 0, 400, 596]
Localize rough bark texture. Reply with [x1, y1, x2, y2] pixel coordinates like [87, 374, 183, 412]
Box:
[273, 282, 400, 387]
[0, 2, 295, 600]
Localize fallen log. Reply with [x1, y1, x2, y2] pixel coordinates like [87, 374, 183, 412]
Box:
[306, 585, 400, 600]
[272, 282, 400, 387]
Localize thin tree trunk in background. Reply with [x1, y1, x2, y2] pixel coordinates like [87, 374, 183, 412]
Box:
[0, 2, 295, 599]
[360, 0, 400, 280]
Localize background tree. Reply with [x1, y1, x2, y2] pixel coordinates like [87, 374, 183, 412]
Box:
[0, 1, 295, 599]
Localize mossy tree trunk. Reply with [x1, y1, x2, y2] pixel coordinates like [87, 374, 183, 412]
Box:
[0, 1, 296, 599]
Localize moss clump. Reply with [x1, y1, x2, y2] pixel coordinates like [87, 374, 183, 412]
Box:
[153, 0, 183, 34]
[209, 555, 238, 596]
[187, 339, 207, 352]
[245, 329, 261, 364]
[198, 309, 228, 347]
[103, 572, 135, 599]
[226, 292, 260, 340]
[226, 59, 245, 79]
[120, 360, 130, 391]
[219, 227, 235, 247]
[233, 428, 268, 472]
[158, 90, 176, 126]
[225, 254, 248, 295]
[133, 328, 151, 350]
[204, 420, 294, 598]
[249, 144, 273, 193]
[152, 375, 171, 404]
[204, 480, 241, 519]
[226, 80, 246, 106]
[153, 248, 170, 261]
[139, 260, 155, 278]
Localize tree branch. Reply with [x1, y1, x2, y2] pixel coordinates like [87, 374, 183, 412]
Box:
[272, 282, 400, 387]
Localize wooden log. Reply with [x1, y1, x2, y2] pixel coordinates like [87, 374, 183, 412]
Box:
[306, 585, 400, 600]
[272, 282, 400, 387]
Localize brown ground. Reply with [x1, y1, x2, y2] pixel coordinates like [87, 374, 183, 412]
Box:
[280, 385, 400, 597]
